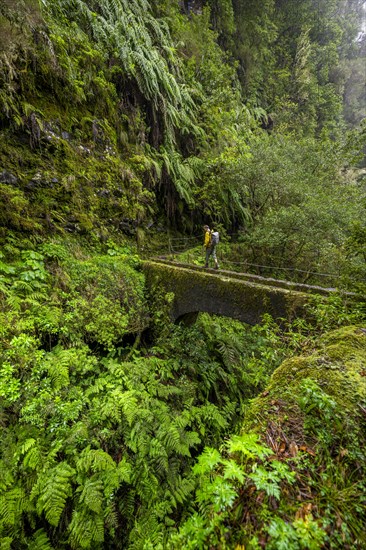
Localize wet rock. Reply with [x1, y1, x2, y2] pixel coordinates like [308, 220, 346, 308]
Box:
[44, 121, 61, 134]
[32, 172, 43, 181]
[0, 170, 18, 185]
[119, 219, 137, 235]
[77, 145, 91, 155]
[97, 189, 110, 198]
[25, 172, 58, 190]
[65, 222, 77, 232]
[25, 180, 36, 190]
[45, 132, 60, 142]
[25, 172, 43, 190]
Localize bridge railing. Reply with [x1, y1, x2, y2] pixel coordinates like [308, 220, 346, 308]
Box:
[154, 235, 349, 289]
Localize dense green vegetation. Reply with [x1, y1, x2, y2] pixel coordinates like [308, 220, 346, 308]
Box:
[0, 0, 366, 548]
[1, 238, 365, 549]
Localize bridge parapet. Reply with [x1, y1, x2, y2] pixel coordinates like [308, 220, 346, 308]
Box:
[153, 258, 339, 296]
[143, 260, 312, 325]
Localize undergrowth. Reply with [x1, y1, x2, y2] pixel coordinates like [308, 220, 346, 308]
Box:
[1, 234, 365, 548]
[0, 236, 288, 549]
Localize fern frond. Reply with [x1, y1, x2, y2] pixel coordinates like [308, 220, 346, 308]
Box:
[94, 396, 121, 424]
[158, 422, 179, 450]
[218, 340, 240, 367]
[148, 438, 169, 474]
[117, 456, 132, 484]
[168, 475, 195, 506]
[0, 462, 14, 493]
[128, 508, 164, 550]
[0, 487, 26, 526]
[85, 377, 109, 397]
[76, 448, 116, 474]
[78, 478, 103, 514]
[33, 462, 75, 527]
[104, 501, 118, 532]
[44, 347, 70, 389]
[28, 529, 55, 550]
[112, 389, 138, 425]
[68, 508, 104, 548]
[23, 445, 44, 472]
[19, 438, 36, 457]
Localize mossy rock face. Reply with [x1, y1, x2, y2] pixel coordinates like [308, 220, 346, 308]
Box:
[319, 324, 366, 354]
[236, 326, 366, 548]
[170, 326, 366, 549]
[244, 325, 366, 435]
[0, 131, 154, 240]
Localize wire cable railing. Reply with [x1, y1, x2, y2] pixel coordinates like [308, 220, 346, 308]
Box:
[155, 235, 348, 287]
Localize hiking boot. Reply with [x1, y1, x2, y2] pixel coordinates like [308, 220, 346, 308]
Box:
[204, 264, 209, 268]
[214, 264, 219, 270]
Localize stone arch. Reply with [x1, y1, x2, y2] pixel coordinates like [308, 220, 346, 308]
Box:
[143, 261, 311, 326]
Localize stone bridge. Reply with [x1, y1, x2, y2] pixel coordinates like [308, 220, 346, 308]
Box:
[143, 259, 341, 325]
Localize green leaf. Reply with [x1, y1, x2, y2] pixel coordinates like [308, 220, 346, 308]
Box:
[193, 447, 222, 475]
[33, 462, 75, 527]
[226, 433, 272, 460]
[222, 459, 246, 484]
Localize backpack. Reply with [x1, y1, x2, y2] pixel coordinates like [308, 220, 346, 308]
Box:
[211, 231, 219, 245]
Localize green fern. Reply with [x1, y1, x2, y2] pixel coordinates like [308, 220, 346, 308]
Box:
[117, 456, 132, 484]
[78, 478, 103, 514]
[45, 0, 200, 139]
[0, 462, 14, 493]
[168, 475, 195, 506]
[193, 447, 222, 476]
[76, 448, 116, 474]
[227, 433, 272, 461]
[22, 443, 44, 472]
[112, 389, 138, 425]
[28, 529, 55, 550]
[0, 537, 13, 550]
[128, 508, 164, 550]
[68, 508, 105, 549]
[44, 346, 70, 389]
[0, 487, 26, 527]
[33, 462, 75, 527]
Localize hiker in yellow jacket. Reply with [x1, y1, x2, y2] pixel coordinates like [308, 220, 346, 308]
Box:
[203, 225, 219, 269]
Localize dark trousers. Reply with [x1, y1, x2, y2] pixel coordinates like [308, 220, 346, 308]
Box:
[205, 245, 217, 266]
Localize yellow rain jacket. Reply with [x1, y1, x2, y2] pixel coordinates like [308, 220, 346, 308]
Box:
[204, 229, 212, 248]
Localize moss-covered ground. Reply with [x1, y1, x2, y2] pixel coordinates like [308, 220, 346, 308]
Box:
[172, 325, 366, 549]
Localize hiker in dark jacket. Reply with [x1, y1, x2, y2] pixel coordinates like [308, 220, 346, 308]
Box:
[203, 225, 219, 269]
